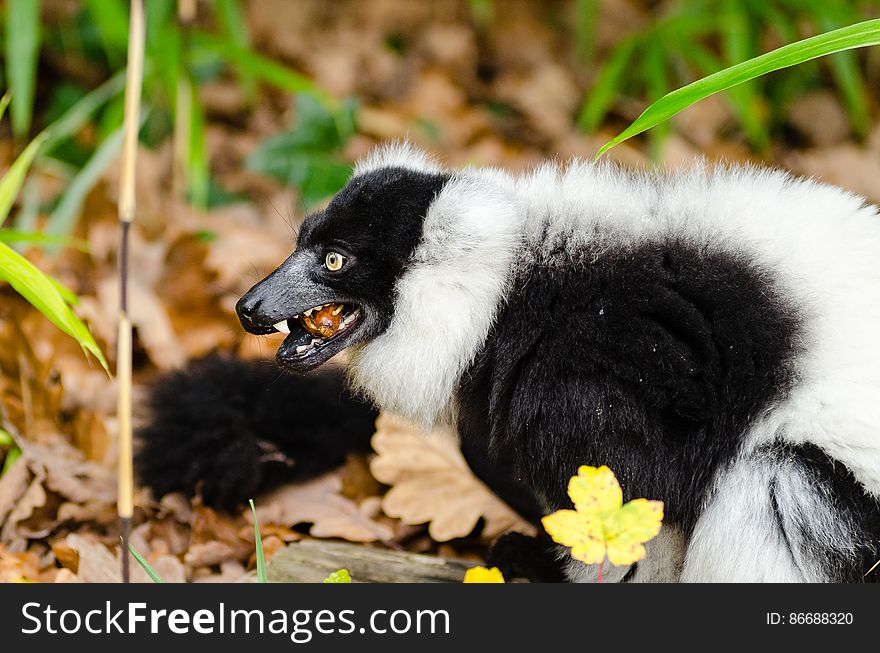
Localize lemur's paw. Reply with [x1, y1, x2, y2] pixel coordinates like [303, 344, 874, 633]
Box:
[486, 532, 566, 583]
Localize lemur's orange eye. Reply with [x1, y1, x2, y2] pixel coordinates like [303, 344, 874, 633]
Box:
[325, 251, 346, 271]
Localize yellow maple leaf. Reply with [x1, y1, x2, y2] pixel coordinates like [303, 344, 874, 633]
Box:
[463, 566, 505, 583]
[542, 465, 663, 567]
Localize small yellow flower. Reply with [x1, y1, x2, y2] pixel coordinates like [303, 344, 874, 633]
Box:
[463, 566, 505, 583]
[542, 465, 663, 566]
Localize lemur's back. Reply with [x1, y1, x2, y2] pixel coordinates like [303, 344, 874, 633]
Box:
[505, 162, 880, 498]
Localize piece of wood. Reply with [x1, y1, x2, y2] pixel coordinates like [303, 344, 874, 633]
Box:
[267, 540, 476, 583]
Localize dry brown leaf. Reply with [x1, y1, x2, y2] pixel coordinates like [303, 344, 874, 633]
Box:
[0, 456, 30, 527]
[370, 413, 535, 542]
[79, 277, 185, 370]
[64, 533, 186, 583]
[21, 439, 115, 505]
[0, 462, 47, 546]
[256, 472, 393, 543]
[184, 541, 240, 568]
[784, 144, 880, 204]
[0, 545, 41, 582]
[192, 560, 248, 583]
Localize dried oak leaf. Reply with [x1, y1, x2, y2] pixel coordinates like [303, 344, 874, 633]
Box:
[0, 460, 47, 546]
[0, 456, 30, 527]
[255, 472, 393, 543]
[0, 544, 40, 582]
[21, 439, 115, 505]
[64, 533, 185, 583]
[369, 414, 536, 542]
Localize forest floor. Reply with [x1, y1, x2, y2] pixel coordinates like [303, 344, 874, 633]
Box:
[1, 0, 879, 582]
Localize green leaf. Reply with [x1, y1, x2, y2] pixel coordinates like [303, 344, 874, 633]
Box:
[249, 499, 267, 584]
[5, 0, 41, 139]
[0, 229, 89, 252]
[128, 544, 164, 584]
[597, 18, 880, 158]
[323, 569, 352, 584]
[246, 94, 356, 207]
[0, 242, 107, 371]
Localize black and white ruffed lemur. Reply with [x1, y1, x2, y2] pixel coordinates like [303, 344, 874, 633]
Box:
[138, 142, 880, 582]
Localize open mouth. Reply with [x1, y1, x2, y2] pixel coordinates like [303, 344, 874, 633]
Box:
[270, 302, 364, 369]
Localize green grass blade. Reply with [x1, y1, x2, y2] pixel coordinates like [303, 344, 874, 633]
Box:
[187, 89, 209, 210]
[0, 132, 47, 221]
[597, 18, 880, 158]
[0, 229, 89, 251]
[191, 32, 333, 104]
[720, 1, 769, 151]
[0, 133, 104, 368]
[574, 0, 599, 64]
[5, 0, 40, 139]
[577, 36, 636, 133]
[0, 91, 11, 123]
[46, 125, 125, 238]
[40, 70, 128, 155]
[128, 544, 164, 583]
[249, 499, 267, 583]
[215, 0, 257, 101]
[0, 242, 107, 371]
[84, 0, 130, 65]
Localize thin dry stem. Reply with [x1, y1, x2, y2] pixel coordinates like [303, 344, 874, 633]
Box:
[117, 0, 145, 584]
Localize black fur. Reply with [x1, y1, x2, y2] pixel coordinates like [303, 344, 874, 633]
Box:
[136, 354, 378, 510]
[770, 443, 880, 582]
[458, 240, 800, 533]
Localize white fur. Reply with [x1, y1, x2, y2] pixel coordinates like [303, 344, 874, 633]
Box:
[348, 168, 521, 426]
[353, 140, 444, 177]
[347, 144, 880, 580]
[682, 451, 861, 582]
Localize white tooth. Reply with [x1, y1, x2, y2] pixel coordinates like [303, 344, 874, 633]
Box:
[273, 320, 290, 334]
[311, 339, 322, 346]
[343, 314, 356, 325]
[332, 305, 343, 316]
[304, 308, 313, 317]
[296, 345, 309, 353]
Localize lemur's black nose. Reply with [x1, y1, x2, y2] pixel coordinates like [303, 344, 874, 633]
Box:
[235, 293, 264, 331]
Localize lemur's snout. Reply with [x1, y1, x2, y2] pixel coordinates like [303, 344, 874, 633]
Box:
[236, 280, 285, 335]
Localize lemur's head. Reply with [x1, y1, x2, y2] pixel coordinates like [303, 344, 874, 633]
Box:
[236, 149, 449, 373]
[237, 142, 519, 423]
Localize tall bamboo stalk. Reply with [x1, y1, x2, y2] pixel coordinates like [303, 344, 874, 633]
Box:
[117, 0, 145, 585]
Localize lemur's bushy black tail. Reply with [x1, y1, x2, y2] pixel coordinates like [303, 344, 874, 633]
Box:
[136, 354, 379, 511]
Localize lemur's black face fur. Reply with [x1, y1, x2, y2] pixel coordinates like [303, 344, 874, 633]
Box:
[237, 166, 449, 372]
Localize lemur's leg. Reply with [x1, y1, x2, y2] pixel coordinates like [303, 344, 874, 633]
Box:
[682, 443, 880, 582]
